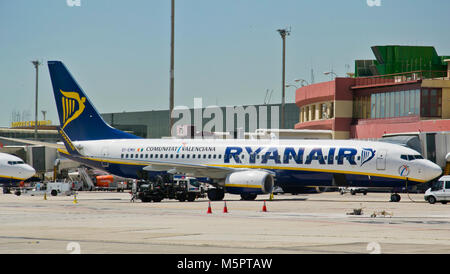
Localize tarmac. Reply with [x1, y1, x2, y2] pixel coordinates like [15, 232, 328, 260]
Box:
[1, 190, 450, 254]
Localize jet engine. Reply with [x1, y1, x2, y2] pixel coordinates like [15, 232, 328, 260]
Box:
[224, 170, 274, 195]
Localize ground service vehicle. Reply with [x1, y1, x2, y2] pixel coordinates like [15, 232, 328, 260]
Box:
[133, 174, 205, 202]
[424, 176, 450, 204]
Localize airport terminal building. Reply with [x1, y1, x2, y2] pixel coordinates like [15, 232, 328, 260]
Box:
[101, 103, 300, 139]
[294, 45, 450, 168]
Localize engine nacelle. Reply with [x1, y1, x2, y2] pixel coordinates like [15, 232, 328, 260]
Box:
[225, 170, 274, 195]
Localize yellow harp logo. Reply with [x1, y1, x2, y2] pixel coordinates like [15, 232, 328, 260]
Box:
[60, 89, 86, 129]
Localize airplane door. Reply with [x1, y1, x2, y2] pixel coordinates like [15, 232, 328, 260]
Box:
[376, 150, 386, 170]
[101, 147, 109, 168]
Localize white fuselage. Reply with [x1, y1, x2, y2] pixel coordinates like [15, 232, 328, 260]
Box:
[63, 138, 442, 188]
[0, 153, 36, 184]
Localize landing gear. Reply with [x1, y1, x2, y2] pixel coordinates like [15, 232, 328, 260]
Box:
[390, 193, 401, 202]
[207, 188, 225, 201]
[240, 193, 257, 201]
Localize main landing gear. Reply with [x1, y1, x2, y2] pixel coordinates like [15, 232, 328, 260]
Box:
[207, 188, 225, 201]
[390, 193, 401, 202]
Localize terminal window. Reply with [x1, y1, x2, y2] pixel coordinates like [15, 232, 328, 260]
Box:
[354, 89, 423, 119]
[421, 88, 442, 117]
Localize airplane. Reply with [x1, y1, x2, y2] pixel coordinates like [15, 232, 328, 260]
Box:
[0, 152, 36, 193]
[1, 61, 443, 202]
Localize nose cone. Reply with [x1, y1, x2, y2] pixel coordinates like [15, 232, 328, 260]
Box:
[21, 165, 36, 179]
[428, 162, 443, 181]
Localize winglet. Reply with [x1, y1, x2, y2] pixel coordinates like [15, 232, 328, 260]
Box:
[58, 127, 82, 157]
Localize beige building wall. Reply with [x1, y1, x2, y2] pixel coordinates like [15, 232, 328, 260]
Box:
[300, 101, 334, 121]
[333, 131, 350, 140]
[334, 100, 353, 118]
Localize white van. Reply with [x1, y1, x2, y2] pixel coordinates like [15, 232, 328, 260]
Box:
[424, 176, 450, 204]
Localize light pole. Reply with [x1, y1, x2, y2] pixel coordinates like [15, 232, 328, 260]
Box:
[169, 0, 175, 136]
[294, 78, 310, 87]
[31, 60, 41, 140]
[277, 28, 290, 129]
[324, 71, 337, 80]
[285, 84, 298, 89]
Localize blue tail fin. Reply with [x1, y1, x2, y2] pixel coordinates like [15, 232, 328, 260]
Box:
[48, 61, 141, 141]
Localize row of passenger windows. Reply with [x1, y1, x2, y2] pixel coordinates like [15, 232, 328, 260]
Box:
[120, 153, 364, 162]
[121, 153, 223, 160]
[400, 154, 424, 161]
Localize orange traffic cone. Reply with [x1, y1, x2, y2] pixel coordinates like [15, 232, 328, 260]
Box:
[223, 201, 228, 213]
[262, 200, 268, 212]
[207, 201, 212, 214]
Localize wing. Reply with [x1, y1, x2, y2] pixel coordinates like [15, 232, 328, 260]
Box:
[0, 136, 65, 149]
[143, 160, 236, 179]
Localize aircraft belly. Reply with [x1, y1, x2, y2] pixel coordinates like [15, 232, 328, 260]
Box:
[274, 169, 422, 188]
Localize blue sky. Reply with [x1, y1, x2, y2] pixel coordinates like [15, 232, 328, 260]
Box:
[1, 0, 449, 127]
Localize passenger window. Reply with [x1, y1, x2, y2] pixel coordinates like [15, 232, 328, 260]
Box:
[126, 154, 129, 158]
[130, 154, 133, 159]
[192, 155, 196, 159]
[187, 155, 190, 159]
[219, 155, 222, 159]
[208, 155, 212, 159]
[121, 154, 124, 158]
[170, 154, 173, 158]
[150, 154, 153, 158]
[182, 155, 185, 159]
[135, 154, 138, 158]
[155, 154, 158, 158]
[145, 154, 148, 158]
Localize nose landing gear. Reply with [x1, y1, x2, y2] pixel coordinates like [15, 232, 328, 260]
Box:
[390, 193, 401, 202]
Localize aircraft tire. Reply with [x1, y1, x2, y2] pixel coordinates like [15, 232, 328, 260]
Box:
[207, 188, 224, 201]
[240, 193, 257, 201]
[390, 194, 401, 202]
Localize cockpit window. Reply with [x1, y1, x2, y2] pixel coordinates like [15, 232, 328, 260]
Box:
[401, 154, 423, 161]
[7, 161, 25, 165]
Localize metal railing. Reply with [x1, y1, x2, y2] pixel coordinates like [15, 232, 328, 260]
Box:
[354, 70, 448, 88]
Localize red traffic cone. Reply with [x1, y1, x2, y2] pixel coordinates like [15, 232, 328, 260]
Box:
[207, 201, 212, 214]
[223, 201, 229, 213]
[262, 200, 268, 212]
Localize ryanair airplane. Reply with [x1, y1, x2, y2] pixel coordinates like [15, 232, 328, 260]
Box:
[3, 61, 442, 201]
[0, 152, 36, 192]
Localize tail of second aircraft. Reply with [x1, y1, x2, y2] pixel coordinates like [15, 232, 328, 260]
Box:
[48, 61, 141, 141]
